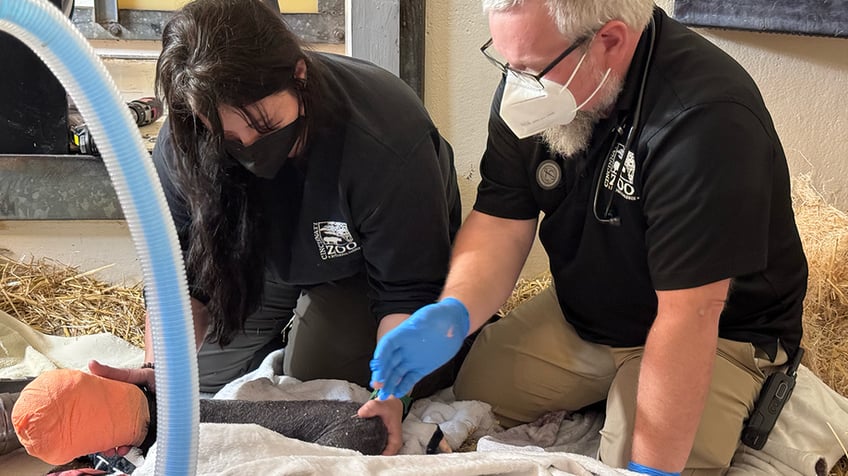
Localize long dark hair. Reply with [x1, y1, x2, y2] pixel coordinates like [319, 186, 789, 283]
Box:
[156, 0, 333, 345]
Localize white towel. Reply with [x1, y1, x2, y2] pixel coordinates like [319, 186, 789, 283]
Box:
[132, 349, 628, 476]
[136, 423, 632, 476]
[0, 309, 143, 377]
[3, 310, 844, 476]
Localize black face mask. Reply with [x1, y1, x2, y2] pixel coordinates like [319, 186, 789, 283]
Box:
[224, 117, 301, 179]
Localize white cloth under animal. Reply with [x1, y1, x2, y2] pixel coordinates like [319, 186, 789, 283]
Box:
[1, 311, 846, 476]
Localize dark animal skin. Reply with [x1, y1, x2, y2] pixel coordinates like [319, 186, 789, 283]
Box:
[197, 399, 388, 455]
[28, 390, 388, 473]
[140, 389, 387, 456]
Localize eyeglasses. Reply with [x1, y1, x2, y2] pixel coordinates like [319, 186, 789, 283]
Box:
[481, 36, 588, 90]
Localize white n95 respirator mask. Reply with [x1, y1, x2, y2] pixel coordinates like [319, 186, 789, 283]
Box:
[499, 51, 610, 139]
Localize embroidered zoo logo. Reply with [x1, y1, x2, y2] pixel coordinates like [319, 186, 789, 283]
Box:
[603, 143, 639, 201]
[313, 221, 361, 260]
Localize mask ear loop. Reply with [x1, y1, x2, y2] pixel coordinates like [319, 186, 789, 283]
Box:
[558, 39, 612, 112]
[574, 68, 611, 111]
[561, 50, 587, 90]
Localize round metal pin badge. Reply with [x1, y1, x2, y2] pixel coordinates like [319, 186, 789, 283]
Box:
[536, 160, 562, 190]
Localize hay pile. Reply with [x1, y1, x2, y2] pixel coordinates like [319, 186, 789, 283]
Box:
[792, 176, 848, 475]
[0, 175, 845, 472]
[0, 254, 145, 347]
[793, 176, 848, 401]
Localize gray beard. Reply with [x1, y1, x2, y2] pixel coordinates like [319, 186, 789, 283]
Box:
[541, 74, 624, 158]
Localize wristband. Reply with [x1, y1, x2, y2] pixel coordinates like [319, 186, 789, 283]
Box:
[370, 389, 413, 420]
[627, 461, 680, 476]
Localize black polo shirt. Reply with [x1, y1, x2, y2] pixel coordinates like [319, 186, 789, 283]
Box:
[474, 8, 807, 359]
[154, 53, 462, 321]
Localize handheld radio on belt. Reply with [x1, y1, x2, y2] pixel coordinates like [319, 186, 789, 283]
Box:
[740, 347, 804, 450]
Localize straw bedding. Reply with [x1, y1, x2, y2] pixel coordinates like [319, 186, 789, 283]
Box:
[1, 175, 846, 473]
[0, 254, 146, 348]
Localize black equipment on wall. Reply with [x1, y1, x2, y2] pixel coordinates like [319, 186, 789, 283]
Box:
[0, 0, 69, 154]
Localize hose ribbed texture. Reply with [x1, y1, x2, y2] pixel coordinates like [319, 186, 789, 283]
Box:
[0, 1, 198, 474]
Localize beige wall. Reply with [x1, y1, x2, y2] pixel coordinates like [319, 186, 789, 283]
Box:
[425, 0, 848, 277]
[425, 0, 552, 277]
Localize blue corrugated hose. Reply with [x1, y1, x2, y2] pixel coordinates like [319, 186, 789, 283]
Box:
[0, 1, 198, 474]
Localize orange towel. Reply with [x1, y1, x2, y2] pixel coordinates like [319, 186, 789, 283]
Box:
[11, 369, 150, 465]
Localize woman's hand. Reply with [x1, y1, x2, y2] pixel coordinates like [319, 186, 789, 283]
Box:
[356, 396, 404, 455]
[88, 360, 156, 393]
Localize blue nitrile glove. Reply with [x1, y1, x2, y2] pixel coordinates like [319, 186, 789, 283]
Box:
[370, 297, 470, 400]
[627, 461, 680, 476]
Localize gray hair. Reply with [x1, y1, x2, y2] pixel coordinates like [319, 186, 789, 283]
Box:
[482, 0, 655, 39]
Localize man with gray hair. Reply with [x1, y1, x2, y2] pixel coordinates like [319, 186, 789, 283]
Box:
[369, 1, 807, 474]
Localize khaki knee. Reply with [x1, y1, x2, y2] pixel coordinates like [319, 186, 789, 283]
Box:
[455, 287, 614, 427]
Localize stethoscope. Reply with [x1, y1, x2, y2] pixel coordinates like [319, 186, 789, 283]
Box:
[592, 18, 656, 226]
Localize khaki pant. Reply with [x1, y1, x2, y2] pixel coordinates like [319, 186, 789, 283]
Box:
[454, 286, 787, 475]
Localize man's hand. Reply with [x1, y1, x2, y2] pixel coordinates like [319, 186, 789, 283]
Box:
[88, 360, 156, 393]
[357, 397, 404, 455]
[370, 298, 470, 399]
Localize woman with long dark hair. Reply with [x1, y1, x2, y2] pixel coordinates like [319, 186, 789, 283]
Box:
[92, 0, 462, 455]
